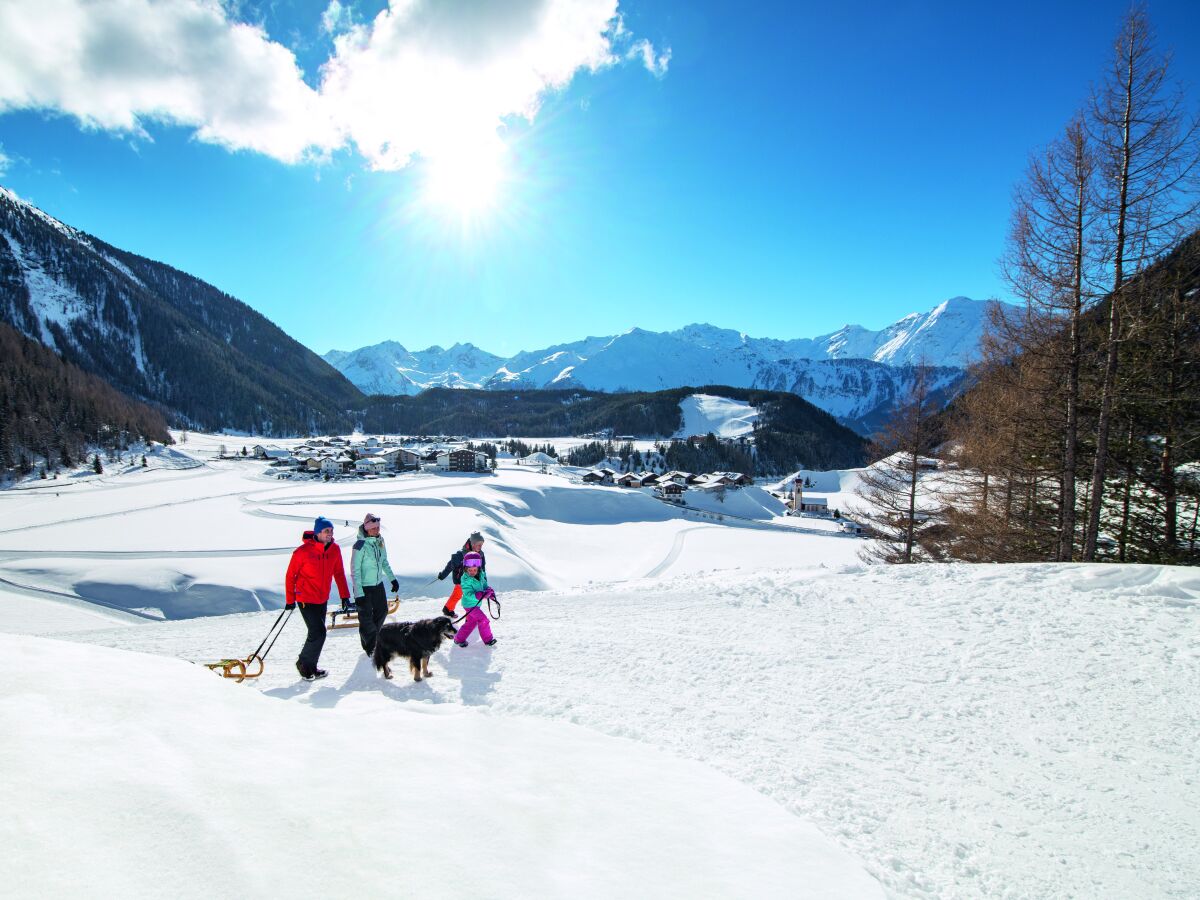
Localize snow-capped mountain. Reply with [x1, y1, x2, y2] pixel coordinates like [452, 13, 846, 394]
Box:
[0, 187, 361, 434]
[325, 298, 1004, 432]
[324, 340, 505, 396]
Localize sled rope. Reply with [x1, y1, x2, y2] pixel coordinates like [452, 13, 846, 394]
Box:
[206, 605, 293, 683]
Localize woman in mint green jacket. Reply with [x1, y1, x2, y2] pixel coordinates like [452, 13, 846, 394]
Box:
[453, 552, 496, 647]
[351, 513, 398, 655]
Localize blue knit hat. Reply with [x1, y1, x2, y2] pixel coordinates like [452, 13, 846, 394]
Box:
[314, 517, 334, 534]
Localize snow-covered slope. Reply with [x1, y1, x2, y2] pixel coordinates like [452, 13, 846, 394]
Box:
[1, 632, 880, 899]
[803, 296, 1003, 367]
[675, 393, 760, 438]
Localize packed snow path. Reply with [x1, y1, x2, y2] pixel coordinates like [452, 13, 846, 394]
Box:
[1, 633, 882, 899]
[59, 562, 1200, 898]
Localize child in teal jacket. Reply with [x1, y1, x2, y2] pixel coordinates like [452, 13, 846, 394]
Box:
[453, 552, 496, 647]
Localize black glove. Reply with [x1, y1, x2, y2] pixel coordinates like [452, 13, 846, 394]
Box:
[285, 603, 295, 610]
[390, 579, 399, 594]
[341, 598, 352, 611]
[437, 571, 447, 581]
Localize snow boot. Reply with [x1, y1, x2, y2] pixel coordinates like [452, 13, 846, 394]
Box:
[484, 638, 497, 646]
[312, 668, 328, 680]
[454, 640, 469, 648]
[442, 605, 454, 617]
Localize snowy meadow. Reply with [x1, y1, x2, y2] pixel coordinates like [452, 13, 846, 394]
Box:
[1, 434, 1197, 898]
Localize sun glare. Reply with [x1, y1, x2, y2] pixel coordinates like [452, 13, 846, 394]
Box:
[421, 139, 509, 222]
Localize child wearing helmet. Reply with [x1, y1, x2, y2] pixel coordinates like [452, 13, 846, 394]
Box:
[453, 551, 497, 648]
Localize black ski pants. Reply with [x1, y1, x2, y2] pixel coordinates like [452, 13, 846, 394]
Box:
[297, 601, 327, 674]
[357, 583, 390, 654]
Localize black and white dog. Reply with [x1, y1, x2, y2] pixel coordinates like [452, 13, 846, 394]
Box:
[372, 616, 458, 681]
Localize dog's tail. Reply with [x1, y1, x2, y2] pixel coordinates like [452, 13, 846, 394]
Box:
[371, 641, 386, 672]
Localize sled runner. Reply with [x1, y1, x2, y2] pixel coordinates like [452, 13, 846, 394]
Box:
[206, 605, 293, 682]
[328, 596, 400, 630]
[205, 654, 265, 682]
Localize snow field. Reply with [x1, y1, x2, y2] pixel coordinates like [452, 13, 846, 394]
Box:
[0, 632, 882, 899]
[0, 459, 857, 620]
[4, 439, 1199, 897]
[54, 562, 1200, 899]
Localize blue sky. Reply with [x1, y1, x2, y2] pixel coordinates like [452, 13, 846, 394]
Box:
[1, 0, 1197, 357]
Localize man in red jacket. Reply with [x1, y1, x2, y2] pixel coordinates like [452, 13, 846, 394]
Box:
[285, 516, 351, 680]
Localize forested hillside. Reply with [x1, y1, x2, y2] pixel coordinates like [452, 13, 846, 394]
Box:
[0, 322, 171, 478]
[361, 385, 866, 473]
[0, 188, 363, 435]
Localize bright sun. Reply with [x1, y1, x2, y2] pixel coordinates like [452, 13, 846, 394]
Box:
[421, 139, 508, 222]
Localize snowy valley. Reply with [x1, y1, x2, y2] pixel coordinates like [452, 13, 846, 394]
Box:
[1, 432, 1196, 899]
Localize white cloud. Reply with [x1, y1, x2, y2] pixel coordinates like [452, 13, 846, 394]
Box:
[320, 0, 627, 169]
[0, 144, 10, 176]
[0, 0, 668, 170]
[0, 0, 339, 162]
[628, 38, 670, 78]
[321, 0, 355, 36]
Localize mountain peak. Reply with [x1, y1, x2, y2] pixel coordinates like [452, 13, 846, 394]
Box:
[0, 186, 85, 244]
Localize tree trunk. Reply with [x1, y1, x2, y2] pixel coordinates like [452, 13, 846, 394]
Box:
[1060, 167, 1086, 562]
[1160, 286, 1182, 555]
[1117, 420, 1134, 562]
[1084, 19, 1136, 561]
[904, 451, 919, 563]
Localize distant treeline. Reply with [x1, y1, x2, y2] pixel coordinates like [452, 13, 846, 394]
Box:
[0, 322, 171, 478]
[361, 385, 866, 474]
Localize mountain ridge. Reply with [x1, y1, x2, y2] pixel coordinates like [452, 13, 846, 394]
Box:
[0, 186, 364, 435]
[326, 297, 1007, 432]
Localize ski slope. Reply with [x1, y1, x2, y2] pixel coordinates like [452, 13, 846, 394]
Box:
[2, 440, 1198, 898]
[674, 393, 760, 438]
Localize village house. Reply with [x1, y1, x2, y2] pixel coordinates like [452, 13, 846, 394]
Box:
[354, 457, 389, 475]
[252, 445, 290, 460]
[437, 449, 490, 473]
[656, 481, 685, 500]
[615, 473, 643, 488]
[713, 472, 753, 487]
[376, 447, 421, 471]
[320, 456, 354, 476]
[661, 470, 697, 485]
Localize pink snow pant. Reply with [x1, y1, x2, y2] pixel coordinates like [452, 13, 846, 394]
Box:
[454, 606, 493, 644]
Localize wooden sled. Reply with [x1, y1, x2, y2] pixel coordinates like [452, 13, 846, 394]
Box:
[205, 605, 293, 683]
[205, 654, 264, 682]
[328, 596, 400, 630]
